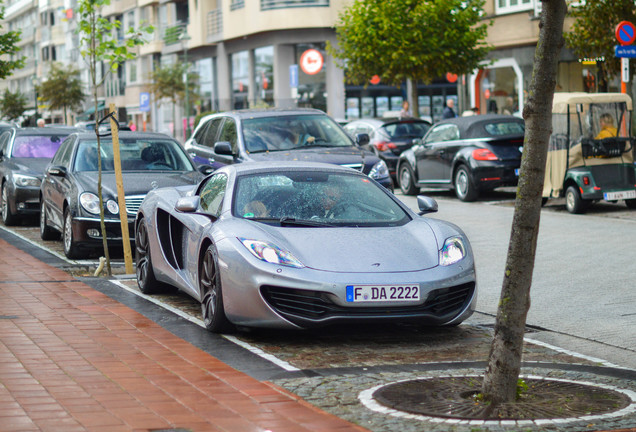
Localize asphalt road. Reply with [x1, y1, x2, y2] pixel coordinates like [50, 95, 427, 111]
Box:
[398, 188, 636, 369]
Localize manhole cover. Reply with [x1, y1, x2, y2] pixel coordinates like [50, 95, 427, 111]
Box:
[373, 376, 632, 420]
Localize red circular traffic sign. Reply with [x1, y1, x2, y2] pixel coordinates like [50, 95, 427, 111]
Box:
[370, 75, 381, 85]
[300, 49, 324, 75]
[615, 21, 636, 46]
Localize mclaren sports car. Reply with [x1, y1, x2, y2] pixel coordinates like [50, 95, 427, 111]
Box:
[135, 161, 477, 333]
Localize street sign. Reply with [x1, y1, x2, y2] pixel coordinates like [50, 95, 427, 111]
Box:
[622, 58, 630, 82]
[615, 21, 636, 45]
[140, 92, 150, 112]
[615, 45, 636, 58]
[299, 49, 323, 75]
[289, 64, 298, 88]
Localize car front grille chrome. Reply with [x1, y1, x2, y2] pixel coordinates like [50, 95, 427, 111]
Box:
[124, 195, 146, 215]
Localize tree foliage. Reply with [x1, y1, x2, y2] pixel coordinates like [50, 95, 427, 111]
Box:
[564, 0, 636, 86]
[328, 0, 491, 112]
[481, 0, 567, 406]
[146, 61, 199, 138]
[0, 5, 25, 79]
[0, 88, 27, 120]
[37, 62, 85, 124]
[77, 0, 153, 275]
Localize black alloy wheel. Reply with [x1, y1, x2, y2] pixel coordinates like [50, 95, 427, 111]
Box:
[135, 218, 165, 294]
[40, 200, 60, 240]
[565, 185, 588, 214]
[398, 163, 419, 196]
[454, 165, 478, 202]
[63, 208, 81, 259]
[199, 244, 232, 333]
[1, 183, 18, 225]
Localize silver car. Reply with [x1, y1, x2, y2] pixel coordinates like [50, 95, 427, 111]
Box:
[135, 161, 477, 333]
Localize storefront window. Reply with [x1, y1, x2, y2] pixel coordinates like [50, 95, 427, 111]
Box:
[196, 58, 215, 113]
[390, 96, 403, 111]
[254, 46, 274, 108]
[361, 97, 374, 118]
[295, 43, 326, 112]
[418, 96, 431, 120]
[480, 67, 518, 115]
[346, 98, 360, 119]
[231, 51, 249, 109]
[376, 96, 389, 117]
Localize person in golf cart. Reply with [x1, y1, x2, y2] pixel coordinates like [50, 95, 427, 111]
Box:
[543, 92, 636, 214]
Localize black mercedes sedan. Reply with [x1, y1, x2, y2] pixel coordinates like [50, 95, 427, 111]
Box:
[0, 126, 76, 225]
[39, 131, 208, 259]
[184, 108, 393, 191]
[397, 114, 525, 201]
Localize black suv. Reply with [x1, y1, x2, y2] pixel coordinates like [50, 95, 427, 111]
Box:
[184, 109, 392, 190]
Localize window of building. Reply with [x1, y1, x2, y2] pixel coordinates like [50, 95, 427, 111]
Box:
[254, 46, 274, 108]
[231, 51, 249, 109]
[495, 0, 533, 15]
[125, 10, 135, 31]
[261, 0, 328, 11]
[128, 59, 138, 84]
[230, 0, 245, 10]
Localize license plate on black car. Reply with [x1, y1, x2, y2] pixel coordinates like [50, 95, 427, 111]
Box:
[346, 284, 420, 303]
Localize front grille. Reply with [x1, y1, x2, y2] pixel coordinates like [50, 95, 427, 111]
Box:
[261, 282, 475, 325]
[125, 195, 146, 215]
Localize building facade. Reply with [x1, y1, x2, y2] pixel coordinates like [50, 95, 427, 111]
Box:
[0, 0, 623, 139]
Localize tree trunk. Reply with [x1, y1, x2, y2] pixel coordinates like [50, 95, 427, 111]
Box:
[481, 0, 567, 406]
[409, 79, 419, 119]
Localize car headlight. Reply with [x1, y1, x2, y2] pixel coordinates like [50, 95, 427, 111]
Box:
[106, 200, 119, 214]
[368, 160, 389, 179]
[440, 236, 466, 266]
[13, 174, 41, 187]
[239, 238, 305, 268]
[79, 192, 101, 214]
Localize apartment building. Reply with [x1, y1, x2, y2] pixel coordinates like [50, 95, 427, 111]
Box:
[1, 0, 618, 139]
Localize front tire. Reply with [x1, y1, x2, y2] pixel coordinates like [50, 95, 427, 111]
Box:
[565, 186, 588, 214]
[199, 245, 232, 333]
[398, 163, 418, 196]
[1, 183, 18, 226]
[63, 208, 81, 259]
[40, 200, 60, 240]
[454, 165, 478, 202]
[135, 218, 166, 294]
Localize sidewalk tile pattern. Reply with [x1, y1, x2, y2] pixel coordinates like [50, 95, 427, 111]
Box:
[0, 239, 368, 432]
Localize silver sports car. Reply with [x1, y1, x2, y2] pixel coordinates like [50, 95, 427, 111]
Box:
[135, 161, 477, 333]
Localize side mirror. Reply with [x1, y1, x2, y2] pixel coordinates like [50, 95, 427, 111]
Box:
[355, 133, 370, 146]
[175, 196, 200, 213]
[412, 138, 422, 146]
[417, 195, 438, 215]
[214, 141, 233, 155]
[47, 166, 67, 177]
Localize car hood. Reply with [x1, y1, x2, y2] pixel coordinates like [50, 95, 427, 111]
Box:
[247, 146, 380, 173]
[11, 158, 51, 177]
[75, 171, 202, 197]
[246, 219, 440, 272]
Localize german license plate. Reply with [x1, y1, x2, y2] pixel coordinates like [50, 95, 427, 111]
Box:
[603, 190, 636, 200]
[346, 284, 420, 303]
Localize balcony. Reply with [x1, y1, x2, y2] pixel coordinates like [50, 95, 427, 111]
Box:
[260, 0, 329, 10]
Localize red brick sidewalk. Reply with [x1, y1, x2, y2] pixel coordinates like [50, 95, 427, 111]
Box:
[0, 238, 367, 432]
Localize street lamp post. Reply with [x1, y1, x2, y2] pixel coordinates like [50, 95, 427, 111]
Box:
[32, 75, 38, 125]
[180, 32, 192, 139]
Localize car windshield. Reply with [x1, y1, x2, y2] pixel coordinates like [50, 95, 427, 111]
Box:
[241, 114, 355, 153]
[73, 138, 195, 172]
[381, 121, 430, 139]
[233, 170, 409, 226]
[483, 121, 525, 136]
[12, 134, 66, 158]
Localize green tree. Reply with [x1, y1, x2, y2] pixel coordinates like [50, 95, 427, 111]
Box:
[37, 62, 85, 125]
[481, 0, 567, 405]
[146, 61, 199, 138]
[327, 0, 492, 114]
[0, 89, 27, 121]
[564, 0, 636, 91]
[0, 5, 24, 79]
[77, 0, 153, 275]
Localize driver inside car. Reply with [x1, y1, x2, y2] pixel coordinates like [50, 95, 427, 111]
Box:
[595, 113, 618, 139]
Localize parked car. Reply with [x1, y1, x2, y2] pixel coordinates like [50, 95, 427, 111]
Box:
[344, 118, 431, 180]
[0, 126, 75, 225]
[184, 108, 393, 190]
[39, 131, 208, 258]
[134, 161, 477, 333]
[397, 114, 525, 201]
[74, 120, 132, 133]
[543, 92, 636, 213]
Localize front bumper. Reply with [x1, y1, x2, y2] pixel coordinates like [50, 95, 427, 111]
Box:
[11, 186, 40, 216]
[472, 162, 520, 190]
[71, 215, 135, 249]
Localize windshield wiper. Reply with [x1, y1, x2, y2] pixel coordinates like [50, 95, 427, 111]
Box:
[279, 217, 335, 227]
